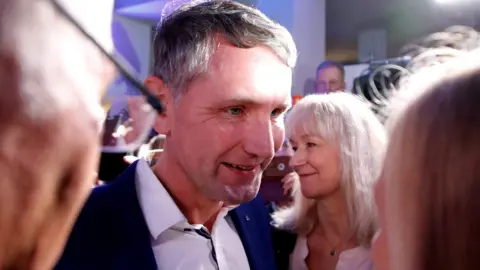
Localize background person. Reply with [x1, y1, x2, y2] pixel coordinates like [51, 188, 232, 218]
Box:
[315, 61, 346, 93]
[272, 93, 386, 270]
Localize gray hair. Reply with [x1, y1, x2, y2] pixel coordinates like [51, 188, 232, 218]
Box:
[152, 0, 297, 98]
[272, 93, 387, 247]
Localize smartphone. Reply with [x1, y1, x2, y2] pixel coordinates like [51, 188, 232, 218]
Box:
[260, 156, 294, 204]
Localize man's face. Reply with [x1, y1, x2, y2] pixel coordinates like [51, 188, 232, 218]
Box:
[169, 44, 292, 204]
[315, 66, 345, 93]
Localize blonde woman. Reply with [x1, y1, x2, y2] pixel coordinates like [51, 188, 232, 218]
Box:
[371, 46, 480, 270]
[272, 93, 387, 270]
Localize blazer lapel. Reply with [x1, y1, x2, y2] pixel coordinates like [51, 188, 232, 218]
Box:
[230, 204, 266, 270]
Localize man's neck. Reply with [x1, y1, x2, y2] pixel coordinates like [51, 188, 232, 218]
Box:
[151, 153, 223, 229]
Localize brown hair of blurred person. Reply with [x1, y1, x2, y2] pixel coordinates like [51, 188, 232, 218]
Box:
[0, 0, 115, 269]
[386, 63, 480, 270]
[372, 26, 480, 270]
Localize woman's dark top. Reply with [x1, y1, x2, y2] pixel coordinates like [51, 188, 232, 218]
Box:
[267, 203, 297, 270]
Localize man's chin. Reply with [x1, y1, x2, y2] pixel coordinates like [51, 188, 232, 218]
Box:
[222, 186, 259, 204]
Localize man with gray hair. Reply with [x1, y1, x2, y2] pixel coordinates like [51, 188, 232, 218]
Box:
[56, 1, 297, 270]
[0, 0, 116, 269]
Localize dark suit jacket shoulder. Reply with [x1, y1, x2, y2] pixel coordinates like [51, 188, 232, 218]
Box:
[55, 163, 156, 270]
[266, 203, 298, 270]
[56, 162, 278, 270]
[271, 227, 297, 270]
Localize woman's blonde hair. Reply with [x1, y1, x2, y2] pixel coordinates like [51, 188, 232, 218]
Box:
[271, 92, 387, 247]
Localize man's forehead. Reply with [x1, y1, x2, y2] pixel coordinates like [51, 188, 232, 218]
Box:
[210, 43, 288, 72]
[56, 0, 114, 52]
[193, 44, 292, 104]
[195, 79, 292, 107]
[187, 73, 291, 106]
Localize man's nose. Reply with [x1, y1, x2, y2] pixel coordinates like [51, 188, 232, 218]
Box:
[243, 120, 276, 159]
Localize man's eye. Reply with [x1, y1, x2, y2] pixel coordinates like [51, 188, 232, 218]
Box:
[291, 147, 297, 152]
[307, 142, 316, 147]
[227, 107, 244, 116]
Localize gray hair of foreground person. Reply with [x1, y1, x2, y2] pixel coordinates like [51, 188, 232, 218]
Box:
[0, 0, 115, 269]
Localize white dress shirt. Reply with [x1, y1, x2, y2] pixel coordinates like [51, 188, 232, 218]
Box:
[289, 236, 373, 270]
[135, 159, 251, 270]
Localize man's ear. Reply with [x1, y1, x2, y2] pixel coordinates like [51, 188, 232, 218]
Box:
[144, 75, 173, 135]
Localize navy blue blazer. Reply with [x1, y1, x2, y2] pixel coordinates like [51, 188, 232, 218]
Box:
[55, 162, 278, 270]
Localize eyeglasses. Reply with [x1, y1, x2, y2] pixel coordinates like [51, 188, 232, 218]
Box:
[51, 0, 165, 153]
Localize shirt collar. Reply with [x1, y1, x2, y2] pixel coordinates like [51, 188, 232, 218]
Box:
[135, 159, 186, 239]
[134, 159, 235, 238]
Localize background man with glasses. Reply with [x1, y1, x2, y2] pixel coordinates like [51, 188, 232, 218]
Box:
[0, 0, 117, 269]
[56, 1, 297, 270]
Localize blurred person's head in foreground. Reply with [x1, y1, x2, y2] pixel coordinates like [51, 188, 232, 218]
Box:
[146, 0, 297, 209]
[371, 26, 480, 270]
[0, 0, 115, 268]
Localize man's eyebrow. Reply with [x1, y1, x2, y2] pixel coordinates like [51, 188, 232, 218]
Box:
[221, 97, 260, 106]
[214, 97, 291, 108]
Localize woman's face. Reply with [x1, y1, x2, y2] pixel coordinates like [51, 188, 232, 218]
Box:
[289, 130, 341, 199]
